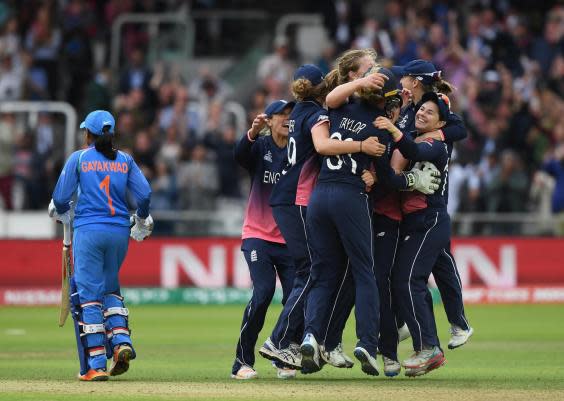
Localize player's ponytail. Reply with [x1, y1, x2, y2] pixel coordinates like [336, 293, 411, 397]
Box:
[324, 69, 340, 93]
[422, 76, 456, 95]
[291, 78, 329, 102]
[94, 126, 117, 160]
[434, 78, 456, 95]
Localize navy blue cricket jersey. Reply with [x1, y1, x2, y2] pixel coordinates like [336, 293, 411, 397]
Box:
[397, 100, 467, 143]
[234, 135, 286, 244]
[394, 133, 452, 213]
[318, 99, 409, 191]
[234, 133, 287, 243]
[269, 100, 327, 207]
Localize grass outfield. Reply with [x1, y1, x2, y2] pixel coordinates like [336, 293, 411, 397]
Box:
[1, 304, 563, 401]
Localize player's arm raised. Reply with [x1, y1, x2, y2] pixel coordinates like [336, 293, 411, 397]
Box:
[234, 113, 267, 170]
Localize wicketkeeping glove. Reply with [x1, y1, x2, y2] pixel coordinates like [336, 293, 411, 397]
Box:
[48, 199, 72, 225]
[403, 162, 441, 195]
[130, 214, 154, 242]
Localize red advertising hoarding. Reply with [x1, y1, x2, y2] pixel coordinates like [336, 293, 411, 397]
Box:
[0, 237, 563, 304]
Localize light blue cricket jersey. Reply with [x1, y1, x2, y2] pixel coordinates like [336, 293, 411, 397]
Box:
[52, 146, 152, 230]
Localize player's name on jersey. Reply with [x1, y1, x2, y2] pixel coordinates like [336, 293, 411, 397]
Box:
[287, 120, 295, 132]
[81, 160, 129, 173]
[338, 117, 367, 134]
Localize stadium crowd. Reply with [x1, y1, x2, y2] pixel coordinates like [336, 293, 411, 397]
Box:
[0, 0, 562, 234]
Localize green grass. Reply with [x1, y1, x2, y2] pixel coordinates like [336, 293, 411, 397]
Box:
[1, 304, 563, 400]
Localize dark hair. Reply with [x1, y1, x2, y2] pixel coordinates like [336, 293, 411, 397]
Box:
[421, 77, 456, 95]
[94, 126, 117, 160]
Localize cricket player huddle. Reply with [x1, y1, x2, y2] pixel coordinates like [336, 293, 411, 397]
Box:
[231, 49, 474, 380]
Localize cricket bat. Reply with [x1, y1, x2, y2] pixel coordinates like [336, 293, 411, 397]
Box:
[58, 223, 72, 327]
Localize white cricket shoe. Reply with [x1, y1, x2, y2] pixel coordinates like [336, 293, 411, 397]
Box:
[272, 361, 296, 379]
[398, 323, 411, 342]
[259, 337, 301, 369]
[353, 347, 380, 376]
[231, 365, 257, 380]
[383, 356, 401, 377]
[403, 346, 446, 377]
[326, 343, 354, 368]
[300, 333, 322, 374]
[448, 325, 474, 349]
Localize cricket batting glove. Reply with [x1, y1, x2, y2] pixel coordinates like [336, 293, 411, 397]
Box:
[130, 214, 154, 242]
[48, 199, 72, 225]
[403, 163, 441, 195]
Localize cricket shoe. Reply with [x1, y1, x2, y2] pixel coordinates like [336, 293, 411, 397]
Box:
[272, 361, 296, 379]
[403, 346, 446, 377]
[448, 326, 474, 349]
[353, 347, 380, 376]
[259, 337, 301, 369]
[325, 343, 354, 368]
[383, 356, 401, 377]
[398, 323, 411, 342]
[300, 333, 322, 374]
[231, 365, 258, 380]
[109, 344, 135, 376]
[78, 368, 109, 381]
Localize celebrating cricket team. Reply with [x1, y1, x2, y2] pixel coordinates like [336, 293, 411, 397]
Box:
[48, 48, 473, 381]
[231, 49, 474, 380]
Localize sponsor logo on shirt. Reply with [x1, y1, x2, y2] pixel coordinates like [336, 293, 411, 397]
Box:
[398, 114, 409, 129]
[264, 150, 273, 163]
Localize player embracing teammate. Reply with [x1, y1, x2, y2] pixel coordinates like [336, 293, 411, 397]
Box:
[231, 49, 472, 378]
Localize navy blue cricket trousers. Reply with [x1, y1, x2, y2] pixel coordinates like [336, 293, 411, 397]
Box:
[270, 205, 353, 350]
[372, 214, 401, 361]
[393, 209, 450, 351]
[434, 243, 470, 330]
[269, 205, 312, 348]
[304, 183, 379, 356]
[232, 238, 295, 374]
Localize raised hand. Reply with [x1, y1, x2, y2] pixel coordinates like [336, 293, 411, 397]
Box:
[248, 113, 268, 139]
[358, 72, 388, 91]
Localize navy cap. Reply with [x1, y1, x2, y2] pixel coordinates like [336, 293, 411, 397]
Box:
[391, 59, 441, 85]
[264, 99, 295, 118]
[418, 92, 451, 121]
[293, 64, 324, 86]
[79, 110, 115, 135]
[377, 68, 401, 99]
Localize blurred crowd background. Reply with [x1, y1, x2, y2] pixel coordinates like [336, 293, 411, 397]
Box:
[0, 0, 562, 236]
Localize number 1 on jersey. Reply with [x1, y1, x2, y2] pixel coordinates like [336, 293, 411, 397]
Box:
[99, 175, 115, 216]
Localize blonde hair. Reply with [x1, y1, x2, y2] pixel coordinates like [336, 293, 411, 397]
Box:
[324, 69, 340, 93]
[291, 78, 330, 102]
[335, 48, 378, 84]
